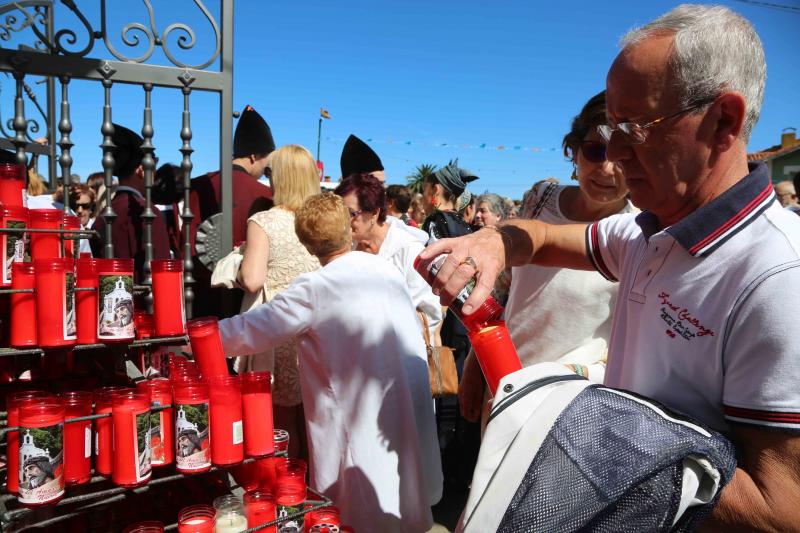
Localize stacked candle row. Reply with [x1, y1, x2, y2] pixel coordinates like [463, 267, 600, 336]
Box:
[7, 257, 185, 348]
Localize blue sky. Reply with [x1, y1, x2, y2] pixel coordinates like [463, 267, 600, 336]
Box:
[8, 0, 800, 199]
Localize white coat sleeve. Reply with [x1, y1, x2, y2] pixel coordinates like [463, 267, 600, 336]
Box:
[218, 274, 314, 358]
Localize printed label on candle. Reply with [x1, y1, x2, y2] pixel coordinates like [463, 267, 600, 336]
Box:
[134, 411, 153, 482]
[64, 271, 76, 340]
[2, 219, 29, 284]
[17, 423, 65, 504]
[94, 431, 99, 456]
[97, 273, 134, 339]
[232, 420, 243, 445]
[84, 427, 91, 459]
[277, 504, 304, 530]
[149, 401, 165, 465]
[175, 402, 211, 471]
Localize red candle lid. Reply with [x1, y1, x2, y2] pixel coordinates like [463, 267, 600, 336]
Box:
[95, 258, 134, 273]
[173, 381, 209, 402]
[112, 390, 150, 410]
[150, 259, 183, 273]
[0, 205, 28, 219]
[187, 316, 219, 337]
[11, 261, 35, 277]
[136, 378, 172, 396]
[122, 521, 165, 533]
[32, 257, 74, 272]
[6, 390, 53, 410]
[93, 386, 134, 408]
[63, 215, 80, 228]
[29, 208, 65, 223]
[60, 391, 93, 415]
[19, 399, 65, 425]
[0, 162, 24, 177]
[242, 370, 271, 383]
[178, 504, 215, 524]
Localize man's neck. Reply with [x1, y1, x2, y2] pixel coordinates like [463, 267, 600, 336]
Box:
[232, 158, 257, 179]
[117, 179, 144, 194]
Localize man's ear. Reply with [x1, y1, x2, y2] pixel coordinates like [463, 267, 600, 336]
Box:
[135, 164, 146, 179]
[711, 92, 747, 152]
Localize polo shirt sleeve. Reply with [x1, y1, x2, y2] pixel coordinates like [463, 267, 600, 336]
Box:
[584, 213, 638, 283]
[722, 265, 800, 431]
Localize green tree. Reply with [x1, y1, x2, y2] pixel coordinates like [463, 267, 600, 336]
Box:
[406, 163, 438, 195]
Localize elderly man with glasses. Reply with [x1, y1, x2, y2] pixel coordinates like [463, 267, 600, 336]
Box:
[417, 4, 800, 530]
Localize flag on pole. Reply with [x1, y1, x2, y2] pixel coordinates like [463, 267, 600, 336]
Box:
[320, 108, 331, 119]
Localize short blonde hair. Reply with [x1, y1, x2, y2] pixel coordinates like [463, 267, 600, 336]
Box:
[269, 145, 321, 211]
[295, 193, 351, 258]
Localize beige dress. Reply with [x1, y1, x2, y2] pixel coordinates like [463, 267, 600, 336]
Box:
[238, 207, 320, 406]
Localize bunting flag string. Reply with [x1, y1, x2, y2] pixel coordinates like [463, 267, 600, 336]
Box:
[322, 136, 563, 154]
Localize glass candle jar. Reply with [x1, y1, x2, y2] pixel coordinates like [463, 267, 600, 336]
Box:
[6, 391, 53, 494]
[29, 209, 63, 260]
[177, 504, 215, 533]
[75, 257, 100, 344]
[10, 261, 37, 347]
[273, 429, 289, 458]
[207, 374, 243, 466]
[243, 490, 277, 531]
[187, 317, 229, 379]
[150, 259, 185, 337]
[467, 320, 523, 396]
[122, 521, 165, 533]
[134, 311, 154, 339]
[93, 386, 132, 477]
[60, 391, 93, 485]
[18, 399, 65, 506]
[213, 495, 247, 533]
[1, 205, 29, 287]
[136, 378, 174, 467]
[0, 162, 27, 207]
[274, 458, 307, 487]
[173, 381, 211, 474]
[274, 480, 307, 531]
[33, 257, 76, 348]
[95, 258, 135, 342]
[306, 506, 341, 529]
[63, 214, 80, 259]
[111, 390, 152, 487]
[242, 371, 274, 457]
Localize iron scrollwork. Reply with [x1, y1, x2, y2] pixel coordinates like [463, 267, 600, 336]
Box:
[0, 73, 47, 141]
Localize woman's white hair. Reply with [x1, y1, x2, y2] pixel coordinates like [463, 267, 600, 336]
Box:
[621, 4, 765, 141]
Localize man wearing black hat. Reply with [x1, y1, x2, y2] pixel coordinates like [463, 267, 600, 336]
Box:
[188, 105, 275, 318]
[340, 134, 385, 182]
[91, 124, 171, 282]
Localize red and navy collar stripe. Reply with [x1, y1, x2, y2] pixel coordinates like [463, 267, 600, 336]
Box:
[638, 163, 775, 257]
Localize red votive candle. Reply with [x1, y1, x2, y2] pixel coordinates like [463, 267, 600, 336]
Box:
[1, 205, 29, 286]
[60, 391, 93, 485]
[17, 399, 65, 506]
[468, 320, 523, 396]
[75, 257, 99, 344]
[306, 506, 342, 530]
[275, 458, 307, 488]
[6, 391, 53, 494]
[244, 490, 277, 532]
[177, 504, 215, 533]
[29, 209, 63, 260]
[274, 429, 289, 458]
[173, 381, 211, 474]
[11, 262, 37, 347]
[63, 214, 80, 259]
[96, 258, 135, 342]
[111, 390, 152, 487]
[134, 311, 154, 339]
[34, 257, 76, 347]
[136, 378, 174, 467]
[93, 386, 131, 476]
[122, 521, 165, 533]
[150, 259, 185, 337]
[0, 162, 27, 207]
[275, 480, 307, 530]
[242, 371, 274, 457]
[207, 374, 243, 466]
[187, 317, 229, 379]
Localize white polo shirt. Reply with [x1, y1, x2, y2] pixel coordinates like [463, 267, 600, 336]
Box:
[586, 163, 800, 434]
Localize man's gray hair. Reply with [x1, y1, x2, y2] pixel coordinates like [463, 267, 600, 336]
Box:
[477, 193, 507, 220]
[621, 4, 765, 141]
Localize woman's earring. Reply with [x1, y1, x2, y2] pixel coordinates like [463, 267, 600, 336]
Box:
[570, 166, 579, 181]
[432, 197, 440, 209]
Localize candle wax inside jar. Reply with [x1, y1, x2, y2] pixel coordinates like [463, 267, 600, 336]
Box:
[214, 513, 247, 532]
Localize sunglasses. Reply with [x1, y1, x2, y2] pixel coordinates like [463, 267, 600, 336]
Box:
[580, 141, 607, 164]
[75, 202, 94, 210]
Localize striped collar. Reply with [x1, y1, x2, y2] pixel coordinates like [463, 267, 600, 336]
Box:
[635, 162, 775, 257]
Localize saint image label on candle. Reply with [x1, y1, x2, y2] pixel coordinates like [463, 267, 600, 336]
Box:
[135, 410, 153, 482]
[97, 273, 134, 340]
[63, 271, 76, 340]
[232, 420, 243, 445]
[175, 402, 211, 471]
[85, 427, 91, 459]
[149, 401, 165, 465]
[18, 423, 65, 505]
[2, 217, 29, 285]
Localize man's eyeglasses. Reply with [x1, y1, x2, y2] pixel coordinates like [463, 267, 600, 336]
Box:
[348, 209, 363, 219]
[580, 141, 606, 164]
[597, 101, 711, 145]
[75, 202, 93, 210]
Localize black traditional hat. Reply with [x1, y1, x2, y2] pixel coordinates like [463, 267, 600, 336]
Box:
[233, 105, 275, 158]
[111, 124, 145, 178]
[340, 134, 384, 178]
[432, 159, 479, 197]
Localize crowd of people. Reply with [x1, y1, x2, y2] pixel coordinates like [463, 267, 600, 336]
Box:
[9, 3, 800, 531]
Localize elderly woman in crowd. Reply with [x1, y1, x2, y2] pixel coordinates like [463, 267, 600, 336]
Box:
[473, 193, 507, 228]
[219, 193, 441, 533]
[236, 144, 321, 459]
[334, 173, 441, 341]
[459, 90, 634, 426]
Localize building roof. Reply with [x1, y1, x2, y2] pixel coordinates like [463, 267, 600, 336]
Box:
[748, 139, 800, 162]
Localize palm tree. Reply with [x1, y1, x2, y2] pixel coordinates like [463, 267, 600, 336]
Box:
[406, 163, 438, 194]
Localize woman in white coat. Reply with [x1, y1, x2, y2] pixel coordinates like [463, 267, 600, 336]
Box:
[219, 193, 441, 533]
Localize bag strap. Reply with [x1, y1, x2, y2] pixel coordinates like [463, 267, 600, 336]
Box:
[417, 309, 433, 349]
[530, 181, 557, 220]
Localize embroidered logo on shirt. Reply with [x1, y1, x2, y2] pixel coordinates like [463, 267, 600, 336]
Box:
[657, 292, 715, 340]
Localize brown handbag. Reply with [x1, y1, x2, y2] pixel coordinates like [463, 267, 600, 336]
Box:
[417, 310, 459, 397]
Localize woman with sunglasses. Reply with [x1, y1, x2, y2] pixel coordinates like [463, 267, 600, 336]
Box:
[459, 90, 635, 426]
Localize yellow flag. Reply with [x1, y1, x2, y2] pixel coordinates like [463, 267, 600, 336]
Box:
[320, 108, 331, 119]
